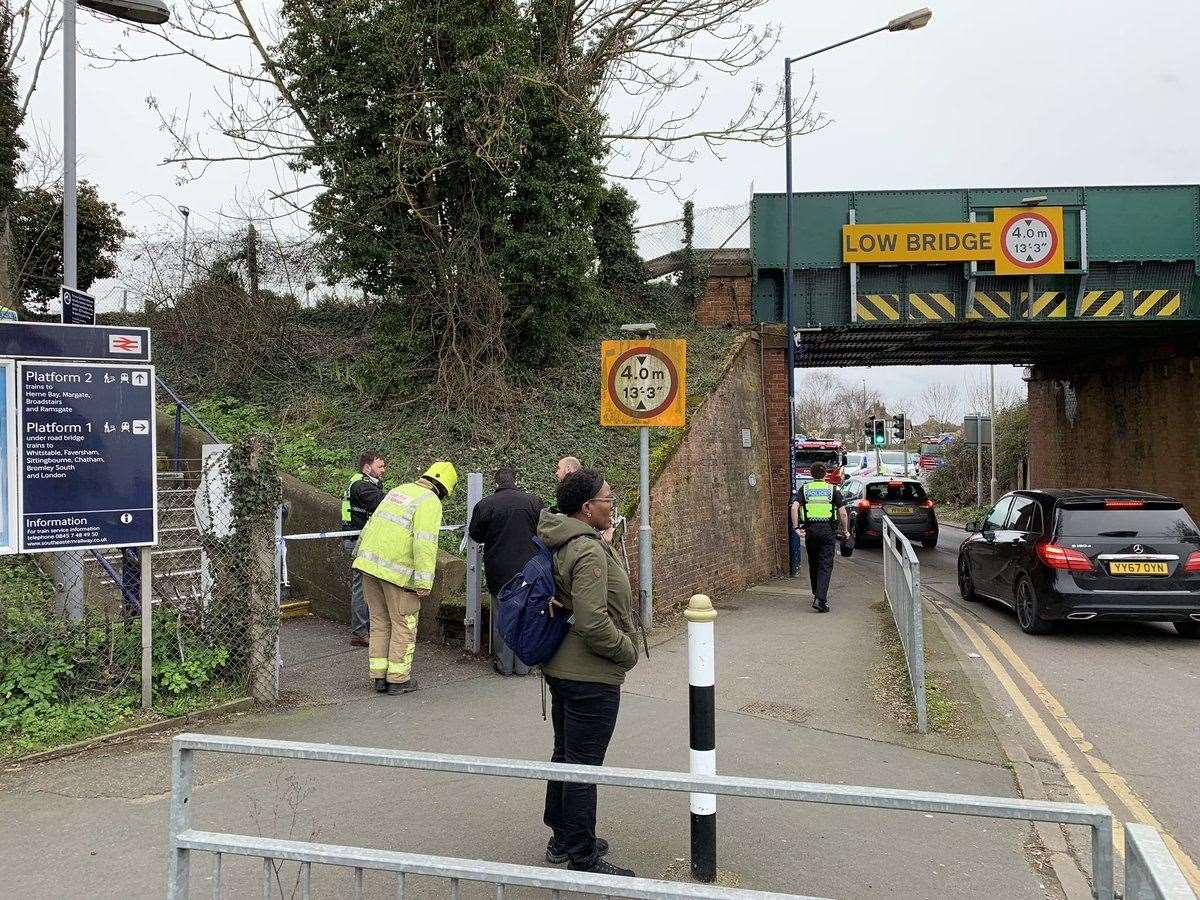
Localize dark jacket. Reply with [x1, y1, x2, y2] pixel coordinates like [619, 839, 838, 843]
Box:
[536, 510, 638, 686]
[346, 475, 385, 529]
[468, 485, 546, 596]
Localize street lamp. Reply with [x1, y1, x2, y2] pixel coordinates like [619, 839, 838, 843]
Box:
[63, 0, 170, 291]
[177, 205, 190, 297]
[782, 8, 931, 554]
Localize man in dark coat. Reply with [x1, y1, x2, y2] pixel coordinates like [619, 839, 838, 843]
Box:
[468, 467, 545, 675]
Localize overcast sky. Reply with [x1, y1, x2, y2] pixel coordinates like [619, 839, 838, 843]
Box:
[16, 0, 1200, 417]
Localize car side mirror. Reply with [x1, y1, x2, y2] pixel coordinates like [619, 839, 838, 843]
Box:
[965, 520, 980, 533]
[841, 453, 848, 466]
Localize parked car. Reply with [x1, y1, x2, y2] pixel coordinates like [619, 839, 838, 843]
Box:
[957, 489, 1200, 637]
[850, 477, 939, 549]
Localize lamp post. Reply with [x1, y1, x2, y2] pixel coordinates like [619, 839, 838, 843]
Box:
[58, 0, 169, 623]
[782, 7, 932, 536]
[178, 205, 191, 297]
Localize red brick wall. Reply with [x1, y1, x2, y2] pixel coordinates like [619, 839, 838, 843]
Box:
[1028, 347, 1200, 520]
[696, 275, 753, 328]
[623, 331, 788, 613]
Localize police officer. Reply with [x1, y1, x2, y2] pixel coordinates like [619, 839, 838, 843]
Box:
[343, 451, 386, 646]
[791, 462, 849, 613]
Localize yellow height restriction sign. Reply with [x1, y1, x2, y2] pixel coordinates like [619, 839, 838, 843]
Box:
[600, 339, 687, 428]
[992, 206, 1065, 275]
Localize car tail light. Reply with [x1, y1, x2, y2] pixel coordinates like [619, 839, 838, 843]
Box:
[920, 499, 935, 508]
[1037, 543, 1094, 573]
[856, 499, 881, 510]
[1185, 551, 1200, 573]
[1104, 499, 1145, 509]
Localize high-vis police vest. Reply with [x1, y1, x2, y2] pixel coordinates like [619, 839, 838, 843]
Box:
[801, 479, 835, 522]
[352, 482, 443, 590]
[341, 474, 364, 524]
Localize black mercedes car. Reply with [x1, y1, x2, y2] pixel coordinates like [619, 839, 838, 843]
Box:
[957, 489, 1200, 636]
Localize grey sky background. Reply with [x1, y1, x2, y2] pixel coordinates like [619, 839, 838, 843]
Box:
[15, 0, 1200, 417]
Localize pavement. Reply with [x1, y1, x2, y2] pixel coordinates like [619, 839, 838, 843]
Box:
[905, 523, 1200, 894]
[0, 560, 1064, 899]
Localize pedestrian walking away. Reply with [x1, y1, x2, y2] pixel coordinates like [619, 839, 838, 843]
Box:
[793, 462, 849, 612]
[353, 461, 458, 695]
[468, 466, 545, 676]
[538, 469, 639, 878]
[343, 451, 387, 646]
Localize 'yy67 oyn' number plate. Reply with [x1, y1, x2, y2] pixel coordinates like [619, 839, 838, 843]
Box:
[1108, 561, 1169, 576]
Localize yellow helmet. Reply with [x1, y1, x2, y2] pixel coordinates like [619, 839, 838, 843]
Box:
[422, 461, 459, 497]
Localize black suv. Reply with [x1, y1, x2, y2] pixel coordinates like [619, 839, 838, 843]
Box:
[957, 489, 1200, 636]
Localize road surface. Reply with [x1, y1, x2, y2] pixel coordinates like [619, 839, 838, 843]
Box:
[855, 522, 1200, 892]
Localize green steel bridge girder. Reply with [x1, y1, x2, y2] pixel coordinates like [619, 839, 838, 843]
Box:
[751, 186, 1200, 348]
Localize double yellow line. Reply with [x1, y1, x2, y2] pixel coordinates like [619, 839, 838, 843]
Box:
[929, 596, 1200, 892]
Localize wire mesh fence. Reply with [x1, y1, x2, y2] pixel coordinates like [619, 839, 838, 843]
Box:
[0, 447, 281, 758]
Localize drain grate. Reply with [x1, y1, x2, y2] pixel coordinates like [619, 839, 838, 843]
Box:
[739, 700, 812, 725]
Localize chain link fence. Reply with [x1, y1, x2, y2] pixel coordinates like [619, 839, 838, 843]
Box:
[0, 439, 281, 759]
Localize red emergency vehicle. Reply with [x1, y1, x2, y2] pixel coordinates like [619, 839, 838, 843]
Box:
[792, 439, 848, 485]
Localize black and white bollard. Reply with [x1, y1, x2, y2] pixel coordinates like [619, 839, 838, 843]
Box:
[686, 593, 717, 883]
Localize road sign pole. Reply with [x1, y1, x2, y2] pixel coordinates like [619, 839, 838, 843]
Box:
[989, 366, 997, 503]
[975, 414, 984, 508]
[639, 425, 653, 631]
[141, 548, 152, 709]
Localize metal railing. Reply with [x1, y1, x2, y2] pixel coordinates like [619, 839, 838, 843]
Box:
[1124, 824, 1198, 900]
[156, 375, 220, 472]
[881, 516, 927, 733]
[167, 733, 1116, 900]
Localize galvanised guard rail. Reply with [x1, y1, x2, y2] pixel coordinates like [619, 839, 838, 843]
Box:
[1124, 824, 1198, 900]
[167, 734, 1115, 900]
[881, 515, 928, 733]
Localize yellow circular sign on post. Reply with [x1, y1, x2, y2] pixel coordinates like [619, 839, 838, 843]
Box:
[992, 206, 1065, 275]
[601, 339, 687, 428]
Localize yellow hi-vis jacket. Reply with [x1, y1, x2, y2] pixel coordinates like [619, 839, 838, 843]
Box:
[352, 482, 443, 591]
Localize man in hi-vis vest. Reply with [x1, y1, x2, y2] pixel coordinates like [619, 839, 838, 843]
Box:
[353, 462, 457, 695]
[342, 451, 387, 646]
[792, 463, 849, 613]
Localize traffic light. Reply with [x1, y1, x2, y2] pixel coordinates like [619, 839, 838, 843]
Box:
[892, 414, 905, 441]
[872, 418, 886, 446]
[864, 419, 874, 441]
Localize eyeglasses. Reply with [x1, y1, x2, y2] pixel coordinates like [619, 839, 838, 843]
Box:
[589, 495, 617, 506]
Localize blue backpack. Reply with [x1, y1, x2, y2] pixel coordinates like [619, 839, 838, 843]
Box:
[495, 535, 593, 666]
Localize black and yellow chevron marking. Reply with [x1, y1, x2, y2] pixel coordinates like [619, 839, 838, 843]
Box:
[906, 292, 956, 321]
[966, 291, 1012, 320]
[1024, 291, 1068, 319]
[1131, 289, 1182, 318]
[855, 294, 901, 322]
[1078, 290, 1125, 318]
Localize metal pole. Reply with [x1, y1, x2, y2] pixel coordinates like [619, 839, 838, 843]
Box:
[179, 212, 190, 298]
[639, 425, 653, 630]
[141, 548, 152, 709]
[975, 415, 983, 509]
[122, 288, 128, 313]
[783, 58, 797, 467]
[988, 366, 997, 503]
[63, 0, 77, 291]
[464, 472, 483, 655]
[55, 0, 85, 621]
[685, 594, 717, 883]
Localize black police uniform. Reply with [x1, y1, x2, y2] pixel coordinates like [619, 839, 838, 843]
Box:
[797, 480, 846, 612]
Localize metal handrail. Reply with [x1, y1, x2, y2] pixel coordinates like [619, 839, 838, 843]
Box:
[155, 376, 219, 472]
[881, 515, 927, 733]
[168, 734, 1116, 900]
[1124, 824, 1197, 900]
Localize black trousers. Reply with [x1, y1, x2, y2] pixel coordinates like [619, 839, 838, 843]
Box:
[804, 522, 837, 605]
[543, 675, 621, 866]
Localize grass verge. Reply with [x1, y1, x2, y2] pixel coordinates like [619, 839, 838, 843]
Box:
[869, 599, 962, 735]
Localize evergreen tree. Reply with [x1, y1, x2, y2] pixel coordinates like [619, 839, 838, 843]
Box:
[0, 12, 27, 216]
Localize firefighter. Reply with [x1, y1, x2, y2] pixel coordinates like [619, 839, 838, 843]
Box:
[353, 461, 458, 695]
[792, 462, 849, 613]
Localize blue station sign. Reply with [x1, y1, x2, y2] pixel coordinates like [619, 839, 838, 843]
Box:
[17, 361, 157, 552]
[0, 322, 151, 363]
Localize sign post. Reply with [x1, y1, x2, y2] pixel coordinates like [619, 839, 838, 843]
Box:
[602, 330, 687, 630]
[60, 286, 97, 326]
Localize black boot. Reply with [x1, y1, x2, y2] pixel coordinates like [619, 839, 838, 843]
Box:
[568, 857, 634, 878]
[547, 838, 608, 865]
[373, 678, 388, 693]
[387, 679, 419, 695]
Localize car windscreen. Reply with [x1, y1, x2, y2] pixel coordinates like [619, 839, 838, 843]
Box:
[1057, 506, 1200, 539]
[879, 452, 906, 464]
[796, 450, 839, 464]
[865, 481, 927, 502]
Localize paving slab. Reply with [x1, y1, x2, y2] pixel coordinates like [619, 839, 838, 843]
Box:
[0, 561, 1060, 899]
